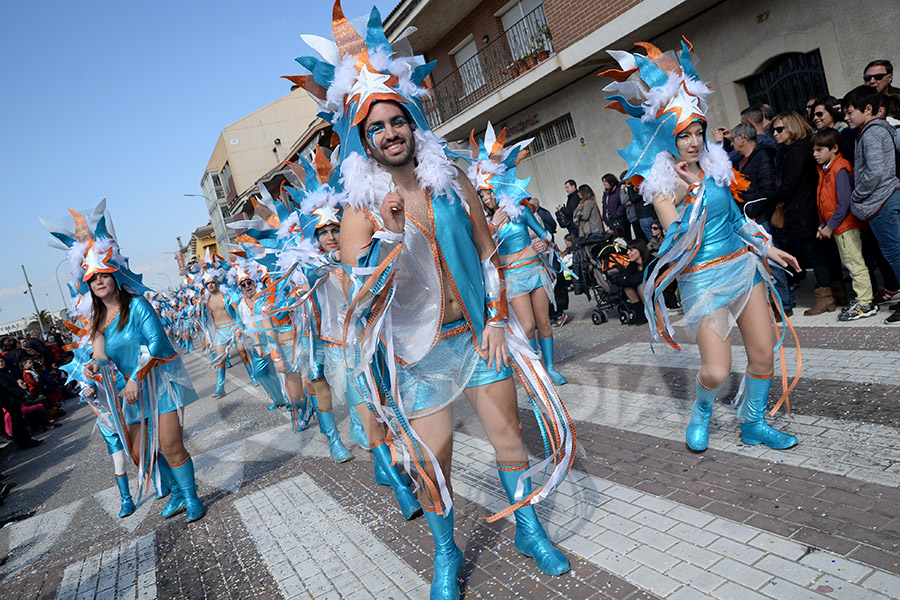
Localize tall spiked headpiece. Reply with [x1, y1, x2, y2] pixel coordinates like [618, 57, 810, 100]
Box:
[599, 39, 711, 183]
[284, 0, 436, 162]
[463, 122, 532, 192]
[41, 199, 150, 319]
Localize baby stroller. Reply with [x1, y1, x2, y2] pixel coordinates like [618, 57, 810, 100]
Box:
[570, 231, 634, 324]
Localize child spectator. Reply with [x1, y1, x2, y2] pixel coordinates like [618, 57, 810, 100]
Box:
[841, 86, 900, 323]
[812, 128, 877, 321]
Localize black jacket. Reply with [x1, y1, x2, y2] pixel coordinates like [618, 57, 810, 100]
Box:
[735, 145, 776, 222]
[770, 136, 820, 239]
[536, 207, 557, 234]
[0, 369, 26, 406]
[557, 191, 581, 229]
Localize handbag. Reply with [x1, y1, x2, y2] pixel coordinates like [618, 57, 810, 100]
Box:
[771, 202, 785, 229]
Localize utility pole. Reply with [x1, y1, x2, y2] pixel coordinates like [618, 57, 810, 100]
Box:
[22, 264, 46, 336]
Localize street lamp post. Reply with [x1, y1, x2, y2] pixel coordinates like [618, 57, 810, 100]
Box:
[21, 264, 45, 336]
[157, 272, 173, 290]
[55, 258, 68, 307]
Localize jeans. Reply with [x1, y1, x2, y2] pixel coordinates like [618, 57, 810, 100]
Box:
[867, 188, 900, 286]
[759, 221, 794, 310]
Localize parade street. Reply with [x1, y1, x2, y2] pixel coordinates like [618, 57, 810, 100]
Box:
[2, 295, 899, 600]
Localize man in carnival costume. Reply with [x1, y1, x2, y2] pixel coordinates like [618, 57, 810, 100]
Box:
[600, 40, 800, 452]
[230, 257, 289, 412]
[465, 123, 568, 385]
[197, 251, 243, 397]
[287, 4, 574, 597]
[43, 200, 205, 522]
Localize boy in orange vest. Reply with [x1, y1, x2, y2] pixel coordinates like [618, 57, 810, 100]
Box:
[811, 128, 877, 321]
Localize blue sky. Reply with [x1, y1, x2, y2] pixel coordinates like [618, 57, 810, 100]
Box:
[0, 0, 395, 326]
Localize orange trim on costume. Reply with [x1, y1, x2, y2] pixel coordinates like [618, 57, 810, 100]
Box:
[499, 255, 541, 271]
[681, 246, 750, 274]
[746, 370, 773, 380]
[169, 455, 191, 468]
[497, 461, 529, 472]
[437, 323, 468, 340]
[696, 376, 719, 392]
[134, 353, 177, 383]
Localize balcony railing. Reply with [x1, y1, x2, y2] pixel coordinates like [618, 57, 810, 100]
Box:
[424, 5, 553, 129]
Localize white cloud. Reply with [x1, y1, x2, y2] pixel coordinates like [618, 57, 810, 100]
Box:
[0, 285, 28, 299]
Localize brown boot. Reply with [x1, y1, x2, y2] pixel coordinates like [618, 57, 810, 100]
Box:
[830, 281, 849, 306]
[804, 286, 836, 316]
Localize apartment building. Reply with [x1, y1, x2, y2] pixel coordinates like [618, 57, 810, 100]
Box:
[384, 0, 898, 241]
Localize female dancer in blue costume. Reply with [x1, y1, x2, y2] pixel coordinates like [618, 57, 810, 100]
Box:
[600, 39, 801, 452]
[45, 202, 205, 521]
[470, 125, 568, 385]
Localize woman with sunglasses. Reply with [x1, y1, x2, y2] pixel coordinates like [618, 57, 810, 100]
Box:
[771, 112, 848, 313]
[810, 96, 856, 162]
[601, 40, 801, 452]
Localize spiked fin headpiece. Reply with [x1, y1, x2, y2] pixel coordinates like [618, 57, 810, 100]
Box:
[599, 38, 711, 183]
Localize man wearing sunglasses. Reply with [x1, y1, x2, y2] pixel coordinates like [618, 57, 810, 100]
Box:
[863, 60, 900, 96]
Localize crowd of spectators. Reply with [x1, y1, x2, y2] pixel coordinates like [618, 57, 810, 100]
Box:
[716, 59, 900, 323]
[0, 326, 77, 505]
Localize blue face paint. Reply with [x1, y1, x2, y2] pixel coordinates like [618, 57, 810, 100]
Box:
[366, 124, 385, 147]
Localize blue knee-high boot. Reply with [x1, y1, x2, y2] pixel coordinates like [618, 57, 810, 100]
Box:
[318, 409, 354, 463]
[311, 394, 325, 434]
[243, 363, 260, 386]
[348, 405, 370, 449]
[156, 473, 170, 499]
[497, 463, 570, 575]
[371, 442, 422, 520]
[538, 335, 567, 385]
[346, 382, 370, 449]
[423, 508, 464, 600]
[225, 354, 233, 368]
[212, 368, 226, 398]
[740, 372, 798, 450]
[157, 456, 185, 518]
[686, 377, 720, 452]
[115, 474, 135, 518]
[170, 456, 205, 522]
[170, 456, 206, 523]
[252, 355, 285, 409]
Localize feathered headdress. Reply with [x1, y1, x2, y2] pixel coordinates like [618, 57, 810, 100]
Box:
[599, 38, 711, 185]
[463, 122, 532, 192]
[463, 122, 533, 221]
[283, 147, 345, 237]
[200, 248, 229, 283]
[286, 0, 461, 211]
[41, 199, 149, 319]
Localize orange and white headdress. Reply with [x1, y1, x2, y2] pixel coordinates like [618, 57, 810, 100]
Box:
[41, 199, 149, 319]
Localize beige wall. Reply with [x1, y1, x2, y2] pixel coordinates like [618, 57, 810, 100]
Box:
[205, 90, 320, 195]
[495, 0, 900, 215]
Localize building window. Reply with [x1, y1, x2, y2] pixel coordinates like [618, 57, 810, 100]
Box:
[500, 0, 550, 61]
[509, 114, 575, 155]
[452, 38, 485, 97]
